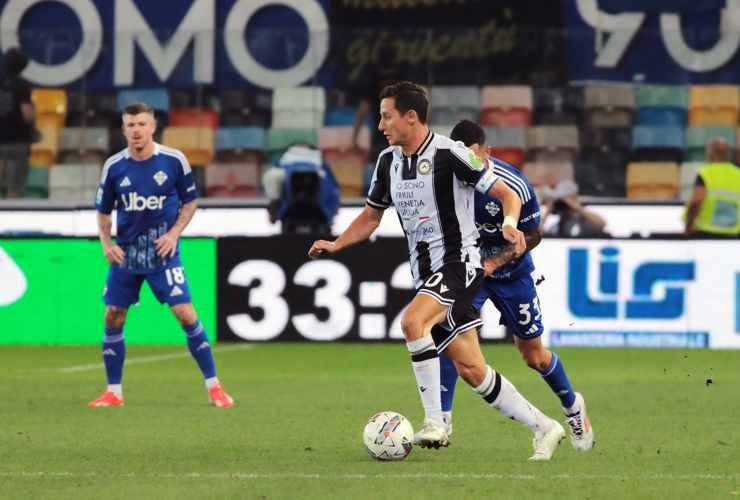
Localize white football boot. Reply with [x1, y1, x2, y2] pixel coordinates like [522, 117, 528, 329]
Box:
[564, 392, 595, 451]
[442, 411, 453, 437]
[413, 418, 450, 449]
[529, 419, 566, 461]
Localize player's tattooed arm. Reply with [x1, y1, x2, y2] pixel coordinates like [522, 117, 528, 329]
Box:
[156, 200, 197, 257]
[482, 229, 542, 277]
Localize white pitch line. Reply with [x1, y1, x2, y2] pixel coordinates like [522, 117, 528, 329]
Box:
[58, 344, 255, 374]
[0, 471, 738, 481]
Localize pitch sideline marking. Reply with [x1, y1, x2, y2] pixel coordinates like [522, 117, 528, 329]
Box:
[1, 471, 739, 481]
[58, 344, 255, 374]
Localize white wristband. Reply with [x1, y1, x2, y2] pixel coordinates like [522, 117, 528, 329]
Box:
[502, 215, 517, 229]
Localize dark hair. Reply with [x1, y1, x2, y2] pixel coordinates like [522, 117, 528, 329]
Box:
[122, 102, 155, 116]
[2, 47, 29, 77]
[449, 119, 486, 147]
[379, 81, 429, 123]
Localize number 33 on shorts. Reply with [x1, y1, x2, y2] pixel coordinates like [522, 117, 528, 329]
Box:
[516, 297, 543, 337]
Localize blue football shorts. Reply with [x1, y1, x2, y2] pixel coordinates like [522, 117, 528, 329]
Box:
[103, 256, 192, 308]
[473, 273, 544, 339]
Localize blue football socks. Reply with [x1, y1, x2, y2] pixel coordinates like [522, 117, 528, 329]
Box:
[540, 352, 576, 408]
[439, 352, 459, 412]
[102, 327, 126, 385]
[184, 321, 216, 379]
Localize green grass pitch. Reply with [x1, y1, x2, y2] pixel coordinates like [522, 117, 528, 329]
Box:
[1, 344, 738, 499]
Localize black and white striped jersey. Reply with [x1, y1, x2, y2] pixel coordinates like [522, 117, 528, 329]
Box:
[366, 130, 499, 288]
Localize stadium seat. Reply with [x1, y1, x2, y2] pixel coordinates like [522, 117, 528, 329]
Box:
[324, 106, 358, 126]
[520, 160, 574, 188]
[324, 149, 366, 198]
[318, 126, 370, 154]
[170, 90, 193, 109]
[161, 127, 214, 166]
[220, 89, 272, 127]
[31, 89, 67, 129]
[526, 126, 579, 161]
[48, 163, 100, 201]
[272, 86, 326, 129]
[583, 84, 635, 127]
[480, 85, 532, 126]
[680, 162, 703, 201]
[30, 126, 60, 167]
[631, 125, 685, 162]
[579, 126, 632, 154]
[688, 85, 739, 126]
[59, 127, 109, 164]
[205, 163, 260, 197]
[169, 108, 220, 129]
[485, 127, 526, 166]
[635, 85, 689, 127]
[215, 127, 266, 163]
[117, 88, 170, 113]
[429, 86, 480, 125]
[684, 126, 736, 162]
[23, 166, 49, 198]
[267, 128, 318, 164]
[636, 85, 688, 109]
[575, 148, 628, 197]
[626, 162, 680, 199]
[65, 90, 90, 127]
[532, 86, 583, 125]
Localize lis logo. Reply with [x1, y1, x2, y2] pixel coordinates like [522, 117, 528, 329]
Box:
[568, 247, 695, 319]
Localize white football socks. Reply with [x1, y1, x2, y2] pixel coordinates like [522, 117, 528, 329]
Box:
[475, 365, 550, 432]
[107, 384, 123, 398]
[406, 335, 443, 425]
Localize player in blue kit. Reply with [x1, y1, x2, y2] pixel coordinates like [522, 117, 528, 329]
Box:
[89, 102, 234, 408]
[439, 120, 594, 450]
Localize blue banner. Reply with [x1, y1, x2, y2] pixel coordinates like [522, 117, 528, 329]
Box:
[0, 0, 332, 90]
[567, 0, 740, 83]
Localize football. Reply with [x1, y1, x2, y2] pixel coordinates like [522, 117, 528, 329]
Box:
[362, 411, 414, 461]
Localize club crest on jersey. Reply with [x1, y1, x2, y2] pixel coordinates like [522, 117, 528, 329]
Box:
[485, 201, 500, 217]
[153, 171, 168, 186]
[417, 159, 432, 175]
[468, 152, 484, 171]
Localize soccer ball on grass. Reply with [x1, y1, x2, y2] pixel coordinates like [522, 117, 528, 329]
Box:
[362, 411, 414, 461]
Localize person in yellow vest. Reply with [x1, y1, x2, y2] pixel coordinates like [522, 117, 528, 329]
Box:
[684, 138, 740, 238]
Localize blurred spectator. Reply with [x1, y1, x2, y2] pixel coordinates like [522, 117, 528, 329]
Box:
[0, 48, 35, 198]
[684, 138, 740, 238]
[540, 179, 608, 237]
[261, 144, 340, 236]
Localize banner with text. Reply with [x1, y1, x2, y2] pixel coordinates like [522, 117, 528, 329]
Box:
[534, 239, 740, 349]
[0, 0, 565, 90]
[217, 236, 511, 344]
[567, 0, 740, 83]
[0, 0, 332, 89]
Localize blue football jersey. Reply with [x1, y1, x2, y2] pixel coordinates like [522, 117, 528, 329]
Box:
[95, 143, 197, 273]
[475, 158, 540, 281]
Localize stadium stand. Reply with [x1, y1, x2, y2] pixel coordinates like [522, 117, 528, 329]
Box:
[583, 84, 635, 127]
[271, 86, 325, 129]
[31, 89, 67, 129]
[684, 126, 736, 162]
[626, 161, 680, 200]
[635, 85, 689, 127]
[480, 85, 533, 126]
[688, 85, 739, 126]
